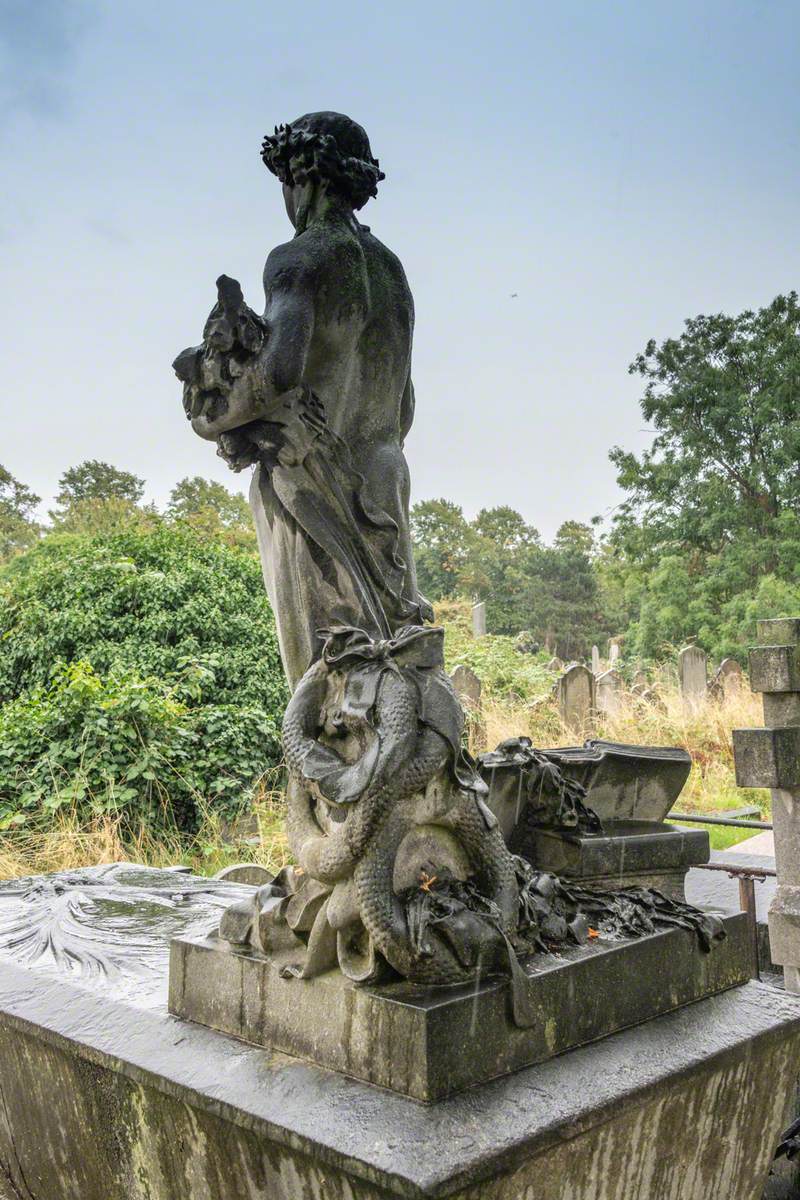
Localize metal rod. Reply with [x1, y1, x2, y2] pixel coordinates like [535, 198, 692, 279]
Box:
[669, 813, 772, 830]
[695, 862, 776, 878]
[738, 875, 761, 981]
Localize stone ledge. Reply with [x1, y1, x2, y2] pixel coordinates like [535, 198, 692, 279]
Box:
[169, 912, 752, 1101]
[749, 645, 800, 694]
[1, 961, 799, 1199]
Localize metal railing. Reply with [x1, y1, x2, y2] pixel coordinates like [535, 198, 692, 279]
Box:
[670, 812, 773, 831]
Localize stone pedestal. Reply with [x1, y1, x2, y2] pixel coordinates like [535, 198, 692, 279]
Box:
[532, 819, 710, 899]
[734, 618, 800, 994]
[1, 865, 799, 1200]
[170, 909, 749, 1101]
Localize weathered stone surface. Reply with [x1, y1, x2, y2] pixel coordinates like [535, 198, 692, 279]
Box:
[557, 664, 594, 731]
[541, 740, 692, 823]
[715, 657, 744, 696]
[532, 820, 710, 899]
[733, 727, 800, 789]
[170, 911, 749, 1102]
[0, 952, 798, 1199]
[450, 664, 482, 707]
[214, 863, 274, 885]
[768, 886, 800, 967]
[471, 601, 486, 637]
[758, 618, 800, 647]
[750, 644, 800, 695]
[595, 669, 623, 717]
[591, 645, 601, 674]
[679, 644, 707, 705]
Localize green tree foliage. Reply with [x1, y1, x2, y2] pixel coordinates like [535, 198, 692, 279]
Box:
[0, 524, 287, 829]
[410, 499, 475, 600]
[607, 292, 800, 660]
[51, 460, 146, 526]
[0, 464, 41, 561]
[411, 502, 601, 655]
[167, 476, 251, 528]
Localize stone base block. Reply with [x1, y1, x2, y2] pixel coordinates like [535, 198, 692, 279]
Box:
[769, 885, 800, 968]
[170, 910, 752, 1101]
[530, 819, 710, 899]
[1, 866, 799, 1200]
[1, 962, 799, 1199]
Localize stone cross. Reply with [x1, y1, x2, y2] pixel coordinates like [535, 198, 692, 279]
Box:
[557, 663, 595, 732]
[472, 602, 487, 638]
[678, 645, 707, 707]
[596, 668, 623, 717]
[733, 618, 800, 994]
[591, 645, 601, 674]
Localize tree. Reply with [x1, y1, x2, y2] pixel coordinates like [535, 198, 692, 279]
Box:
[0, 524, 287, 830]
[52, 460, 146, 521]
[611, 292, 800, 561]
[608, 292, 800, 659]
[553, 520, 595, 557]
[167, 476, 251, 528]
[410, 499, 475, 601]
[0, 465, 40, 560]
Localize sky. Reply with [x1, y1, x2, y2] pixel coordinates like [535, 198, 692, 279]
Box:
[2, 0, 799, 540]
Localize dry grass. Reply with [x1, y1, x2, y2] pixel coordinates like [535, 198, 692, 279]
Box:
[0, 789, 290, 882]
[470, 679, 766, 820]
[0, 680, 765, 881]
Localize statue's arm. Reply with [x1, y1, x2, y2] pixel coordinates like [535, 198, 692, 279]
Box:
[191, 264, 315, 441]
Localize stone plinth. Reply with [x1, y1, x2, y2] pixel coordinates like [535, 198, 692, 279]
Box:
[0, 866, 798, 1200]
[531, 820, 710, 899]
[170, 910, 750, 1102]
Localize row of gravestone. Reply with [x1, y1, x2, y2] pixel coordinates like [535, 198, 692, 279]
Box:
[452, 643, 745, 736]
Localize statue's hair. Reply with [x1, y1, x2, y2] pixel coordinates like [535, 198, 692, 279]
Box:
[261, 111, 384, 211]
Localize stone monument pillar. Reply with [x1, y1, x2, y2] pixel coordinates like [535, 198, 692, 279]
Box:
[733, 618, 800, 994]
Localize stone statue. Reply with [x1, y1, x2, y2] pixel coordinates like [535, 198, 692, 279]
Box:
[174, 113, 723, 1002]
[173, 111, 430, 690]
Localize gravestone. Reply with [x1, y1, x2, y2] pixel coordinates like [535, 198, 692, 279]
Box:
[591, 645, 601, 674]
[557, 663, 595, 731]
[450, 664, 482, 708]
[608, 636, 623, 665]
[547, 655, 564, 672]
[633, 669, 649, 691]
[472, 601, 487, 637]
[679, 644, 707, 706]
[734, 618, 800, 995]
[715, 657, 744, 698]
[596, 669, 623, 717]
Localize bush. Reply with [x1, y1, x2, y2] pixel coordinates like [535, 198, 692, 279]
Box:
[0, 526, 287, 829]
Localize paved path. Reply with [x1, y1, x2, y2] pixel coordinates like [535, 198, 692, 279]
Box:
[729, 830, 775, 856]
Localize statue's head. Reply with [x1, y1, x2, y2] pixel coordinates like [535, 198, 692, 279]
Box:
[261, 112, 384, 222]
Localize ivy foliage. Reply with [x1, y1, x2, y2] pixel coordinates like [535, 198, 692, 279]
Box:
[0, 524, 287, 829]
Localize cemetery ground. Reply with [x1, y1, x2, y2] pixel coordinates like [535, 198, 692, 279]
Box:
[0, 602, 766, 880]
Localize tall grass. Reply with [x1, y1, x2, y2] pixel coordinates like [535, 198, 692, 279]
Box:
[0, 661, 765, 879]
[0, 788, 290, 882]
[472, 680, 765, 820]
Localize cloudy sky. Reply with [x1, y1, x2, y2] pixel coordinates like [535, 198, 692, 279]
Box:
[2, 0, 799, 538]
